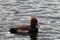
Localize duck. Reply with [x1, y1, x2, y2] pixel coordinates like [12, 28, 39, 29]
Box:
[9, 17, 40, 35]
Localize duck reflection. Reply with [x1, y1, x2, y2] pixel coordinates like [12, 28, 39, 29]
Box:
[29, 33, 38, 40]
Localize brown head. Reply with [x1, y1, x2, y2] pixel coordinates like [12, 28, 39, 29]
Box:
[30, 17, 38, 26]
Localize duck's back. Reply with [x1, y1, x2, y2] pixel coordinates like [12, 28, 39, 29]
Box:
[16, 25, 30, 30]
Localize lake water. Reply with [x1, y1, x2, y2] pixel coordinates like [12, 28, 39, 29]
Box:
[0, 0, 60, 40]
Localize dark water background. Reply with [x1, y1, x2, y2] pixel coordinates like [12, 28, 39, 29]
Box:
[0, 0, 60, 40]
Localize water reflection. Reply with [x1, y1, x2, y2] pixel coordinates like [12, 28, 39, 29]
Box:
[30, 33, 38, 40]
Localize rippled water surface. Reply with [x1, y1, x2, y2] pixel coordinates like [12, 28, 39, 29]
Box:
[0, 0, 60, 40]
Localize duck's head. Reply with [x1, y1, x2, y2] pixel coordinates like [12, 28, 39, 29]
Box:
[9, 28, 17, 34]
[30, 17, 39, 27]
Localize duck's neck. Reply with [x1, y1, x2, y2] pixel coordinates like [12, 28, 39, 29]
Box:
[31, 25, 36, 28]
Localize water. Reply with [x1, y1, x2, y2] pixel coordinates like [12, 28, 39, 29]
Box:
[0, 0, 60, 40]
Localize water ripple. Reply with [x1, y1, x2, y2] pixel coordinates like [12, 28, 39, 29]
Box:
[37, 16, 60, 19]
